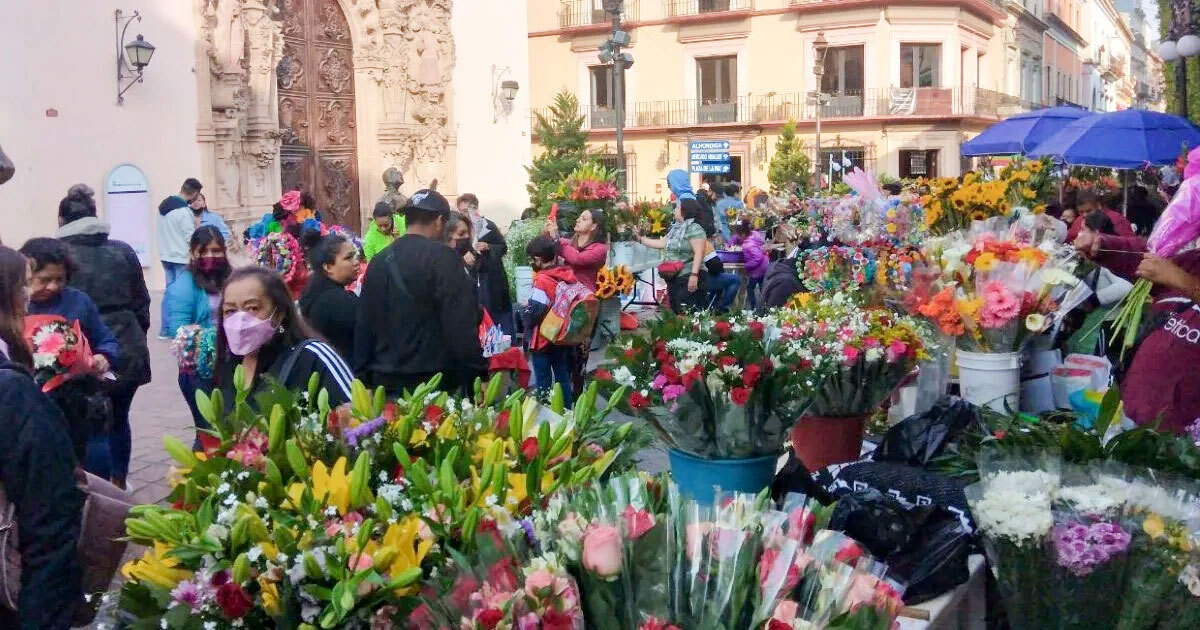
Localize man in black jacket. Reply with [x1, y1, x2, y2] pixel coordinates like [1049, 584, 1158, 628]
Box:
[354, 189, 487, 396]
[0, 358, 84, 629]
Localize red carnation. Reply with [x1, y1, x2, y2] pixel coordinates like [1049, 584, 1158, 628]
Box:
[197, 432, 222, 456]
[681, 368, 703, 389]
[520, 437, 540, 461]
[629, 390, 650, 409]
[660, 363, 681, 383]
[57, 348, 79, 367]
[542, 610, 575, 630]
[742, 363, 763, 388]
[477, 608, 505, 629]
[215, 581, 253, 619]
[624, 348, 638, 360]
[768, 620, 792, 630]
[594, 368, 613, 382]
[748, 320, 765, 339]
[495, 410, 511, 434]
[382, 402, 399, 421]
[730, 386, 751, 406]
[424, 404, 444, 428]
[715, 321, 732, 338]
[717, 355, 738, 368]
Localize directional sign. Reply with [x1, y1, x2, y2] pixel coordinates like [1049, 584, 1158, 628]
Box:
[689, 140, 731, 174]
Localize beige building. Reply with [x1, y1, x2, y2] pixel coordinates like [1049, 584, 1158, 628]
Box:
[0, 0, 532, 287]
[529, 0, 1025, 197]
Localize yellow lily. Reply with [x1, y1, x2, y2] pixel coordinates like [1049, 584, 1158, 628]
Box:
[505, 471, 556, 512]
[436, 415, 458, 441]
[288, 457, 351, 515]
[409, 428, 429, 448]
[381, 516, 433, 594]
[259, 577, 282, 616]
[120, 542, 193, 590]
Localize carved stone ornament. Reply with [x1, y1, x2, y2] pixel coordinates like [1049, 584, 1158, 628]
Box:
[318, 100, 355, 145]
[245, 130, 285, 168]
[318, 48, 352, 93]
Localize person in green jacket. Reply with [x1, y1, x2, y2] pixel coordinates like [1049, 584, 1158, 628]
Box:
[363, 201, 406, 262]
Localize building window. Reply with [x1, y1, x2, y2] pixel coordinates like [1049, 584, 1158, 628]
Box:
[819, 148, 866, 184]
[589, 65, 622, 128]
[900, 44, 940, 88]
[822, 46, 865, 94]
[899, 149, 938, 179]
[597, 152, 637, 197]
[696, 54, 737, 123]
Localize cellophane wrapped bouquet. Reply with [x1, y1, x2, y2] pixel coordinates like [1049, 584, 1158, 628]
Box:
[965, 451, 1061, 629]
[1047, 464, 1134, 630]
[1115, 475, 1200, 630]
[116, 372, 648, 628]
[913, 218, 1079, 352]
[780, 292, 931, 418]
[528, 474, 905, 630]
[599, 311, 839, 459]
[170, 324, 217, 381]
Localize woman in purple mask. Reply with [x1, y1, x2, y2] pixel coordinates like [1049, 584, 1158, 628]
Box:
[212, 267, 353, 409]
[164, 226, 232, 445]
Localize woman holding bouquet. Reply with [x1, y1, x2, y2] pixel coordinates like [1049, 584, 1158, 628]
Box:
[163, 226, 230, 446]
[213, 267, 354, 408]
[0, 245, 85, 629]
[635, 180, 708, 313]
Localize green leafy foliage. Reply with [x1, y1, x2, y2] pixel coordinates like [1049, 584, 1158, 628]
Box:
[767, 120, 812, 196]
[527, 90, 592, 214]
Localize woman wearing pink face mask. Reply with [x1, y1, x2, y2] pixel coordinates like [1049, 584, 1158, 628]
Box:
[212, 267, 354, 410]
[164, 226, 231, 444]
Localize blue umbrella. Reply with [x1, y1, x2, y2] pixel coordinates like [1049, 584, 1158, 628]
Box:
[1028, 109, 1200, 167]
[960, 106, 1093, 156]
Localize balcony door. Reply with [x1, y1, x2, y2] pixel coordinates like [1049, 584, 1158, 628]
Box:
[590, 65, 622, 129]
[697, 55, 737, 123]
[821, 46, 865, 116]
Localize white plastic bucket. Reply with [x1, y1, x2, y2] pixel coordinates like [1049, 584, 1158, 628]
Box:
[956, 350, 1021, 412]
[514, 266, 534, 305]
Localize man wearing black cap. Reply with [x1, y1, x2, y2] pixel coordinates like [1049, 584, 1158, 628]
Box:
[353, 189, 487, 395]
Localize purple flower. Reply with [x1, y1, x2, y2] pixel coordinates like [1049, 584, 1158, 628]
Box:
[662, 384, 686, 402]
[520, 518, 540, 553]
[651, 374, 669, 390]
[170, 580, 201, 609]
[344, 416, 387, 448]
[1188, 418, 1200, 444]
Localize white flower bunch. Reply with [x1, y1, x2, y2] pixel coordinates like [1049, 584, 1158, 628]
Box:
[973, 487, 1053, 544]
[1057, 483, 1125, 517]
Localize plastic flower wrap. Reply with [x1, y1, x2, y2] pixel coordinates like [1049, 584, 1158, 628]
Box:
[1114, 475, 1200, 629]
[781, 293, 931, 418]
[170, 324, 217, 380]
[117, 372, 647, 628]
[965, 451, 1062, 629]
[601, 311, 840, 459]
[23, 314, 94, 393]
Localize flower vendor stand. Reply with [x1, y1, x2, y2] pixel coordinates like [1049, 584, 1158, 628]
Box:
[666, 449, 779, 502]
[790, 413, 872, 472]
[956, 350, 1021, 412]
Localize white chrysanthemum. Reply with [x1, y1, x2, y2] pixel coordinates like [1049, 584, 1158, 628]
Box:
[972, 488, 1053, 543]
[612, 366, 637, 388]
[1057, 484, 1124, 517]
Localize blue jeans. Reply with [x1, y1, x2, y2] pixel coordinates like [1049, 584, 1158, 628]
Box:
[747, 276, 764, 309]
[709, 272, 741, 312]
[179, 371, 213, 450]
[160, 261, 187, 336]
[84, 383, 137, 484]
[532, 345, 575, 409]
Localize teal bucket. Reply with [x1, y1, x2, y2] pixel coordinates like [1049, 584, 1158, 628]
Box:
[667, 449, 778, 504]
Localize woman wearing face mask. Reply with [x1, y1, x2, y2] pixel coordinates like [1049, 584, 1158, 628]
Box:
[0, 245, 85, 629]
[213, 267, 354, 408]
[635, 198, 708, 313]
[299, 235, 360, 358]
[164, 226, 231, 443]
[444, 211, 479, 280]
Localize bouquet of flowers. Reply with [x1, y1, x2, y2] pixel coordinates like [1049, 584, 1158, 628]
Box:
[627, 200, 672, 239]
[563, 163, 620, 208]
[117, 372, 648, 627]
[998, 157, 1054, 213]
[1115, 476, 1200, 629]
[249, 231, 306, 291]
[23, 314, 94, 393]
[1048, 465, 1134, 630]
[595, 265, 636, 300]
[781, 293, 930, 418]
[965, 452, 1061, 629]
[917, 174, 1012, 236]
[913, 219, 1080, 352]
[169, 324, 217, 380]
[600, 311, 839, 459]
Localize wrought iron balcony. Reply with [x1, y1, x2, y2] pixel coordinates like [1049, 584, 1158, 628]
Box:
[533, 87, 1031, 135]
[559, 0, 640, 29]
[664, 0, 753, 18]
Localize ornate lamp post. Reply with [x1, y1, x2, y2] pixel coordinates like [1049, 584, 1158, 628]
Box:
[1160, 0, 1199, 119]
[601, 0, 633, 192]
[810, 32, 830, 191]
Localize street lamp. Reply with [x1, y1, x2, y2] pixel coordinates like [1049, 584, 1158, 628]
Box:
[115, 9, 156, 104]
[1160, 0, 1198, 119]
[600, 1, 632, 193]
[810, 32, 830, 192]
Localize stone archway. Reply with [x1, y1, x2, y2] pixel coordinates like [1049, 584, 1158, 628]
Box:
[276, 0, 360, 230]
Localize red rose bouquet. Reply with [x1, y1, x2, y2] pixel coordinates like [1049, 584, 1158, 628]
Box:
[24, 314, 94, 393]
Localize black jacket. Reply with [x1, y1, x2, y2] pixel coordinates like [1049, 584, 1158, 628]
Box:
[0, 360, 83, 630]
[353, 234, 487, 389]
[214, 337, 354, 409]
[57, 217, 152, 386]
[759, 256, 805, 311]
[299, 274, 359, 359]
[475, 219, 512, 318]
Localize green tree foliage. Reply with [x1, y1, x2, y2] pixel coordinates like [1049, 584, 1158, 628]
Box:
[527, 90, 591, 214]
[767, 120, 812, 195]
[1160, 0, 1200, 122]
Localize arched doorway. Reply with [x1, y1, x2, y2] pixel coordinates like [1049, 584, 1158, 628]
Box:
[276, 0, 360, 231]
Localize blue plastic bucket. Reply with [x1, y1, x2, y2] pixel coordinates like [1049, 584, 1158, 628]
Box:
[667, 449, 778, 504]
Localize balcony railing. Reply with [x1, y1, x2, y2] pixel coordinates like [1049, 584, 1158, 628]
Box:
[534, 88, 1032, 133]
[559, 0, 640, 29]
[664, 0, 753, 18]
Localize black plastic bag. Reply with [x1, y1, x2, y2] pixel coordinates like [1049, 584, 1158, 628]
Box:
[826, 461, 972, 526]
[770, 449, 835, 505]
[871, 397, 981, 467]
[827, 488, 972, 605]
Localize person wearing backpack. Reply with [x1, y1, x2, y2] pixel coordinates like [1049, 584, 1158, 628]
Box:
[521, 236, 588, 408]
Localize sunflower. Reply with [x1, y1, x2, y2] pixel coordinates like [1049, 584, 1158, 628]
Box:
[970, 210, 988, 221]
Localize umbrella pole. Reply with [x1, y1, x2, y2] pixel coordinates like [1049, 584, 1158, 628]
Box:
[1123, 170, 1129, 216]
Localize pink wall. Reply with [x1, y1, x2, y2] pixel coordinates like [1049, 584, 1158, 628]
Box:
[1043, 37, 1084, 105]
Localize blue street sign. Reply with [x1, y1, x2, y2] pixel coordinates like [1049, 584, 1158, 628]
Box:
[689, 140, 731, 174]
